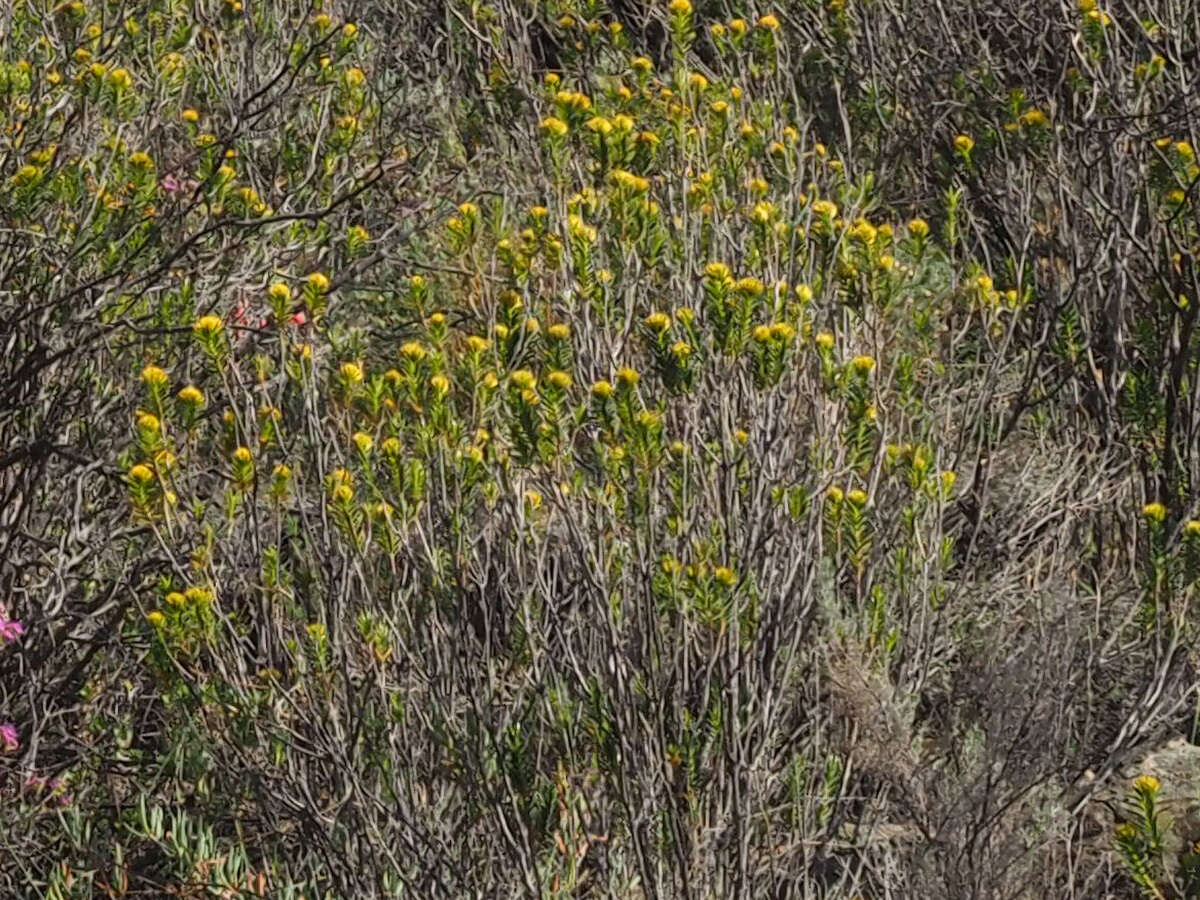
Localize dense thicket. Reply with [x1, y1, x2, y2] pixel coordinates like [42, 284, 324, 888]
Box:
[1, 0, 1199, 897]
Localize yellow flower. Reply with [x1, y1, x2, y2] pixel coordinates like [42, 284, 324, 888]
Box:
[272, 462, 293, 480]
[729, 18, 747, 34]
[750, 201, 777, 224]
[400, 341, 427, 361]
[705, 261, 732, 281]
[1020, 108, 1049, 128]
[953, 134, 975, 155]
[546, 370, 572, 390]
[166, 591, 186, 608]
[232, 446, 253, 464]
[136, 411, 160, 432]
[1134, 775, 1160, 794]
[548, 323, 570, 340]
[146, 611, 166, 628]
[591, 379, 614, 398]
[510, 369, 537, 391]
[352, 432, 373, 454]
[752, 325, 772, 343]
[586, 116, 613, 135]
[847, 489, 868, 506]
[616, 367, 640, 386]
[770, 323, 796, 342]
[343, 22, 358, 38]
[1185, 520, 1200, 537]
[668, 0, 692, 15]
[907, 218, 930, 239]
[184, 586, 212, 607]
[129, 151, 154, 168]
[524, 489, 543, 510]
[339, 361, 364, 384]
[268, 282, 292, 303]
[193, 315, 224, 336]
[714, 566, 736, 586]
[128, 464, 155, 484]
[811, 199, 838, 218]
[757, 13, 780, 29]
[826, 486, 844, 504]
[851, 219, 877, 243]
[1142, 502, 1167, 522]
[851, 355, 876, 374]
[631, 56, 653, 73]
[815, 331, 835, 351]
[645, 312, 671, 333]
[466, 335, 490, 353]
[332, 484, 354, 505]
[141, 365, 169, 387]
[430, 374, 450, 394]
[307, 272, 330, 292]
[735, 277, 765, 296]
[540, 116, 569, 138]
[177, 385, 204, 406]
[671, 341, 692, 358]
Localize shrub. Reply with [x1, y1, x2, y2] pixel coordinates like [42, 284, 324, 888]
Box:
[1, 0, 1198, 897]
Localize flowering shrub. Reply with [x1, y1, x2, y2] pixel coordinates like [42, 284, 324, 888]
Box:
[1, 0, 1198, 897]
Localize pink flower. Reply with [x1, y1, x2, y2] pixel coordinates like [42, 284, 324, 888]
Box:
[0, 619, 23, 642]
[160, 174, 182, 193]
[0, 723, 18, 752]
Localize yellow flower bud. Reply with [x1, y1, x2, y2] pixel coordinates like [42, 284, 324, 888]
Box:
[193, 315, 224, 335]
[141, 365, 169, 387]
[128, 464, 155, 484]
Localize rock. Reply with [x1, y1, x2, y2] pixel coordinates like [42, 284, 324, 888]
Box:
[1086, 737, 1200, 877]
